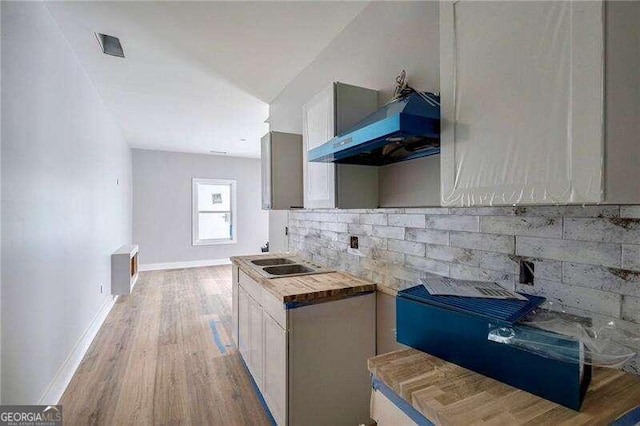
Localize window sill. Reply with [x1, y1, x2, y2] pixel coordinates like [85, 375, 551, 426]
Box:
[193, 239, 237, 246]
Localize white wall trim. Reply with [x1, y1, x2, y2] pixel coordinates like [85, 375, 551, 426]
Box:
[37, 295, 119, 405]
[139, 258, 231, 272]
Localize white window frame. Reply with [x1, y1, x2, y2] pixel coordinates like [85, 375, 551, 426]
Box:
[192, 178, 237, 246]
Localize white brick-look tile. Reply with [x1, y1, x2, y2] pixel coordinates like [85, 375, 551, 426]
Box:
[320, 230, 339, 241]
[623, 245, 640, 271]
[371, 225, 405, 240]
[290, 205, 640, 334]
[512, 205, 620, 218]
[405, 255, 450, 276]
[356, 236, 387, 250]
[621, 206, 640, 219]
[480, 216, 562, 238]
[563, 263, 640, 297]
[405, 207, 450, 215]
[478, 252, 519, 274]
[347, 224, 372, 236]
[622, 296, 640, 323]
[387, 239, 425, 257]
[527, 258, 563, 282]
[450, 231, 514, 254]
[424, 243, 479, 266]
[388, 214, 425, 228]
[563, 218, 640, 243]
[522, 279, 622, 318]
[405, 228, 450, 245]
[387, 263, 425, 282]
[335, 213, 360, 223]
[360, 213, 387, 226]
[477, 253, 562, 282]
[320, 222, 348, 233]
[425, 215, 479, 232]
[452, 206, 619, 217]
[371, 248, 404, 264]
[449, 207, 516, 216]
[516, 236, 622, 268]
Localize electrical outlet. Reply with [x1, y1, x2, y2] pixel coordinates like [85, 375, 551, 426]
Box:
[519, 260, 534, 285]
[350, 236, 359, 249]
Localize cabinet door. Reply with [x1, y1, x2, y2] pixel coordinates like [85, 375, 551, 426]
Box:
[440, 1, 604, 206]
[238, 286, 250, 363]
[263, 312, 287, 426]
[261, 133, 272, 210]
[303, 84, 336, 209]
[370, 388, 415, 426]
[249, 297, 264, 390]
[232, 266, 239, 346]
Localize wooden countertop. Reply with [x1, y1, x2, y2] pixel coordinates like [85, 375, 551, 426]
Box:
[368, 349, 640, 425]
[231, 254, 376, 305]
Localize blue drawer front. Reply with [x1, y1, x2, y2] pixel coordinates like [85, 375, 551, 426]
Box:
[396, 295, 590, 410]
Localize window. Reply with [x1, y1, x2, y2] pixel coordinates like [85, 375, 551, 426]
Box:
[192, 178, 236, 245]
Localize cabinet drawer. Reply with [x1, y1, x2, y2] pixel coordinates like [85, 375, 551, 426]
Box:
[239, 270, 263, 305]
[261, 290, 287, 330]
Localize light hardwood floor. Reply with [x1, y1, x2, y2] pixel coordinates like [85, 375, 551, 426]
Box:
[60, 266, 271, 426]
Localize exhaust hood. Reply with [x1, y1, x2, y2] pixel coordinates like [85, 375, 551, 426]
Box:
[308, 92, 440, 166]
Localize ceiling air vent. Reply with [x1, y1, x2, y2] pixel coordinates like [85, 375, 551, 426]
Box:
[95, 33, 125, 58]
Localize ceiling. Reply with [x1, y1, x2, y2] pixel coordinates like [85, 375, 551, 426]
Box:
[46, 1, 368, 157]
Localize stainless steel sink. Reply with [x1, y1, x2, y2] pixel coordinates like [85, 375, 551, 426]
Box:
[263, 264, 314, 276]
[248, 256, 333, 278]
[251, 258, 296, 266]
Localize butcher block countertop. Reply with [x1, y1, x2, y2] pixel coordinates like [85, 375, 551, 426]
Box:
[231, 254, 376, 305]
[368, 349, 640, 425]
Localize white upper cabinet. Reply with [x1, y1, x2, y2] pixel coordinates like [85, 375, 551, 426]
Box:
[302, 82, 379, 209]
[261, 131, 303, 210]
[440, 1, 605, 206]
[303, 85, 336, 209]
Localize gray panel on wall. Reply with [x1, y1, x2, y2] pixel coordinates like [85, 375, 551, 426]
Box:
[604, 0, 640, 204]
[379, 156, 440, 207]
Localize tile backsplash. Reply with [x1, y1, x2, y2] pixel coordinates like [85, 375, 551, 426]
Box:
[288, 205, 640, 374]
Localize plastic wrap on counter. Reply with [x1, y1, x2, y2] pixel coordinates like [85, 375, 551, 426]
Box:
[487, 307, 638, 368]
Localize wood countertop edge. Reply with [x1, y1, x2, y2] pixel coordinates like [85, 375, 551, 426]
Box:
[231, 255, 377, 304]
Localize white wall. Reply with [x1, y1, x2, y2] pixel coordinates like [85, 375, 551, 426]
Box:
[268, 2, 441, 208]
[1, 2, 132, 403]
[269, 2, 439, 134]
[132, 149, 268, 266]
[269, 210, 289, 253]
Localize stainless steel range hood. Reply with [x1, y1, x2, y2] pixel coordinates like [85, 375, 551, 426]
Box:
[308, 92, 440, 166]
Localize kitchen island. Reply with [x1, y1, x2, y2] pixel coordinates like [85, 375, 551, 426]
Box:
[230, 254, 376, 426]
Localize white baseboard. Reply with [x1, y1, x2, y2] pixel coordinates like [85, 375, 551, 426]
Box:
[38, 294, 118, 405]
[139, 258, 231, 272]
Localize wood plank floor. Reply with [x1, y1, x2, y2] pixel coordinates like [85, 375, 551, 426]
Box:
[60, 266, 271, 426]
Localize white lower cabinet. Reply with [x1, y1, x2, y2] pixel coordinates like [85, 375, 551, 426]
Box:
[232, 266, 239, 346]
[249, 297, 264, 389]
[263, 312, 287, 425]
[235, 272, 375, 426]
[370, 388, 415, 426]
[238, 286, 250, 363]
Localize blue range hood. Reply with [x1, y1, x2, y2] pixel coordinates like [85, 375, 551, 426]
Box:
[308, 92, 440, 166]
